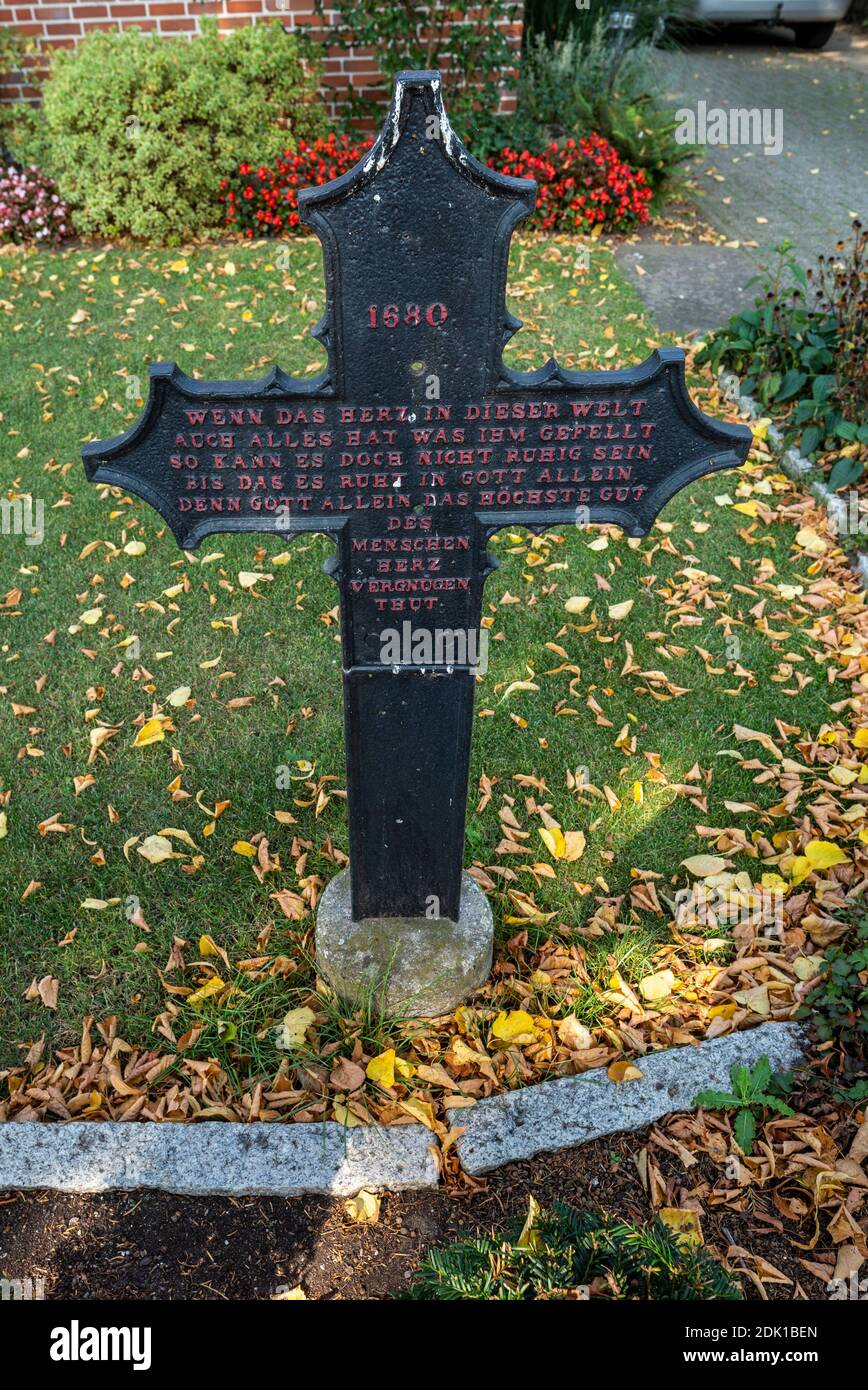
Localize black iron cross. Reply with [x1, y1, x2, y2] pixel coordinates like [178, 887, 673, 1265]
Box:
[84, 72, 751, 924]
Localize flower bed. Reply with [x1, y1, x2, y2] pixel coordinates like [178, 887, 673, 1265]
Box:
[0, 163, 73, 246]
[220, 132, 652, 238]
[221, 133, 374, 238]
[488, 134, 652, 233]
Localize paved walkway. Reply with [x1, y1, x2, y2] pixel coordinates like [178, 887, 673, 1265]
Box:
[658, 26, 867, 267]
[616, 25, 867, 336]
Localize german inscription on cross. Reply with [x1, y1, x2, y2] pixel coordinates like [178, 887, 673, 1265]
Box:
[83, 72, 752, 924]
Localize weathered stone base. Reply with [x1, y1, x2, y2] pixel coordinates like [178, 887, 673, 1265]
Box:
[315, 869, 493, 1016]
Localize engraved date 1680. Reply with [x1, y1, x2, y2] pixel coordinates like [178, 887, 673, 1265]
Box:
[367, 302, 449, 329]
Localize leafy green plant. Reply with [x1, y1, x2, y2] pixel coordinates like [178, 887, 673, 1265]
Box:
[509, 22, 697, 192]
[524, 0, 695, 47]
[0, 25, 26, 80]
[40, 20, 328, 242]
[693, 1055, 795, 1155]
[808, 219, 867, 425]
[834, 1077, 868, 1105]
[404, 1199, 741, 1300]
[0, 103, 51, 170]
[798, 910, 868, 1063]
[0, 28, 52, 169]
[697, 227, 868, 476]
[315, 0, 517, 154]
[594, 92, 694, 193]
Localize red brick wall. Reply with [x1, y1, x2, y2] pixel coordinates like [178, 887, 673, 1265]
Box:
[0, 2, 522, 119]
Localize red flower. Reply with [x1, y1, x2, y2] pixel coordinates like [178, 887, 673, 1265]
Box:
[219, 131, 650, 241]
[220, 135, 375, 238]
[485, 134, 650, 234]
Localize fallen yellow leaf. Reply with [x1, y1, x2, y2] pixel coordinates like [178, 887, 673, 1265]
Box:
[608, 599, 634, 621]
[608, 1060, 643, 1083]
[733, 983, 770, 1015]
[275, 1007, 316, 1050]
[639, 969, 676, 1003]
[659, 1207, 703, 1245]
[539, 825, 565, 859]
[563, 829, 586, 861]
[491, 1009, 538, 1046]
[137, 834, 174, 864]
[682, 854, 727, 877]
[133, 718, 167, 748]
[398, 1096, 437, 1129]
[344, 1189, 380, 1224]
[187, 975, 225, 1009]
[804, 839, 849, 870]
[366, 1049, 397, 1088]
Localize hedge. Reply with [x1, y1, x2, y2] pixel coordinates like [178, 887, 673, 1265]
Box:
[40, 20, 329, 242]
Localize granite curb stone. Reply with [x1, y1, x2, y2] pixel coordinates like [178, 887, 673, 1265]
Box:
[0, 1119, 439, 1197]
[454, 1021, 807, 1175]
[0, 1024, 806, 1192]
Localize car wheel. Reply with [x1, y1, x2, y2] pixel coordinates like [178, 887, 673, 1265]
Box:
[792, 20, 837, 48]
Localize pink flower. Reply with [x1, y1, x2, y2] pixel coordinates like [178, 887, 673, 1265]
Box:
[0, 163, 73, 246]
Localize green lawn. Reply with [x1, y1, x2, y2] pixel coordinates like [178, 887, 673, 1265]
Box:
[0, 232, 839, 1068]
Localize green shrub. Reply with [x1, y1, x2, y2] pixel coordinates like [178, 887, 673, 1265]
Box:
[509, 24, 697, 192]
[809, 219, 867, 428]
[0, 25, 27, 79]
[40, 20, 328, 242]
[697, 228, 868, 471]
[315, 0, 518, 156]
[0, 103, 52, 171]
[404, 1200, 741, 1300]
[0, 27, 51, 169]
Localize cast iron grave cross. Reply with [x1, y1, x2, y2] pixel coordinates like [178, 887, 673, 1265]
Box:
[84, 73, 751, 1006]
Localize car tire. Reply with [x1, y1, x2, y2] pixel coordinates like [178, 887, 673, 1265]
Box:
[792, 21, 837, 48]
